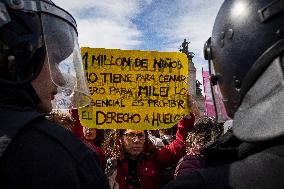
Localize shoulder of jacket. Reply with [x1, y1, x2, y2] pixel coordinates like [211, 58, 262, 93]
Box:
[0, 106, 44, 157]
[29, 118, 99, 165]
[198, 148, 284, 189]
[0, 106, 44, 136]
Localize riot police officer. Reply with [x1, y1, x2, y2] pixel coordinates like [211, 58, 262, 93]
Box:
[0, 0, 109, 188]
[163, 0, 284, 188]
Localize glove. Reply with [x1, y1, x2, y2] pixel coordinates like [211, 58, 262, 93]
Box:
[179, 112, 195, 132]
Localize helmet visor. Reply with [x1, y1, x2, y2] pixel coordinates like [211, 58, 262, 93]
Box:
[204, 37, 230, 122]
[208, 59, 230, 122]
[41, 14, 90, 109]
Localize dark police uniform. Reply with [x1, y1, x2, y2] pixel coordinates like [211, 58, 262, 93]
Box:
[163, 131, 284, 189]
[0, 105, 110, 189]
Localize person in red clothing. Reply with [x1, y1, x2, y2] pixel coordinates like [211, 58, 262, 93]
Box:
[83, 127, 98, 142]
[71, 109, 106, 170]
[82, 126, 106, 170]
[102, 113, 195, 189]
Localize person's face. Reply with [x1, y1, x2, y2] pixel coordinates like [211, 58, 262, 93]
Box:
[122, 130, 146, 159]
[31, 59, 57, 113]
[83, 127, 97, 141]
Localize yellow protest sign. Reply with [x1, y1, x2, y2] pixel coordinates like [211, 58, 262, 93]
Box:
[78, 48, 189, 130]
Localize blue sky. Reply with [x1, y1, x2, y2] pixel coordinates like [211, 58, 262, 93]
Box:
[53, 0, 224, 88]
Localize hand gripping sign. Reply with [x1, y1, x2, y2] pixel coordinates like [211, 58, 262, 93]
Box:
[79, 48, 190, 130]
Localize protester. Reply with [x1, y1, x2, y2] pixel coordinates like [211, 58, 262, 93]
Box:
[186, 117, 223, 156]
[0, 0, 109, 188]
[163, 0, 284, 188]
[174, 117, 223, 178]
[83, 126, 105, 148]
[82, 126, 106, 169]
[102, 113, 195, 189]
[70, 109, 106, 170]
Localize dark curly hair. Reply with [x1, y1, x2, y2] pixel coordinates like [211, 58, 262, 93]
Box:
[102, 129, 156, 160]
[186, 117, 223, 155]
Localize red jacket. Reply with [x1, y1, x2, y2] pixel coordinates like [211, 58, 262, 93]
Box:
[116, 118, 192, 189]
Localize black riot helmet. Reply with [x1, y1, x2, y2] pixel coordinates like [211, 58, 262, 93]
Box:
[0, 0, 90, 109]
[204, 0, 284, 119]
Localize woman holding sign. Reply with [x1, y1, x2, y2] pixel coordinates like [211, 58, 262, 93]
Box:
[103, 113, 195, 189]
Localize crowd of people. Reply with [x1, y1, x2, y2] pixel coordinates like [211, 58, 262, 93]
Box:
[49, 109, 225, 189]
[0, 0, 283, 188]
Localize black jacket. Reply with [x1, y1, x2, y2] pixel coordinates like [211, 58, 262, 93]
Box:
[162, 132, 284, 189]
[0, 105, 110, 189]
